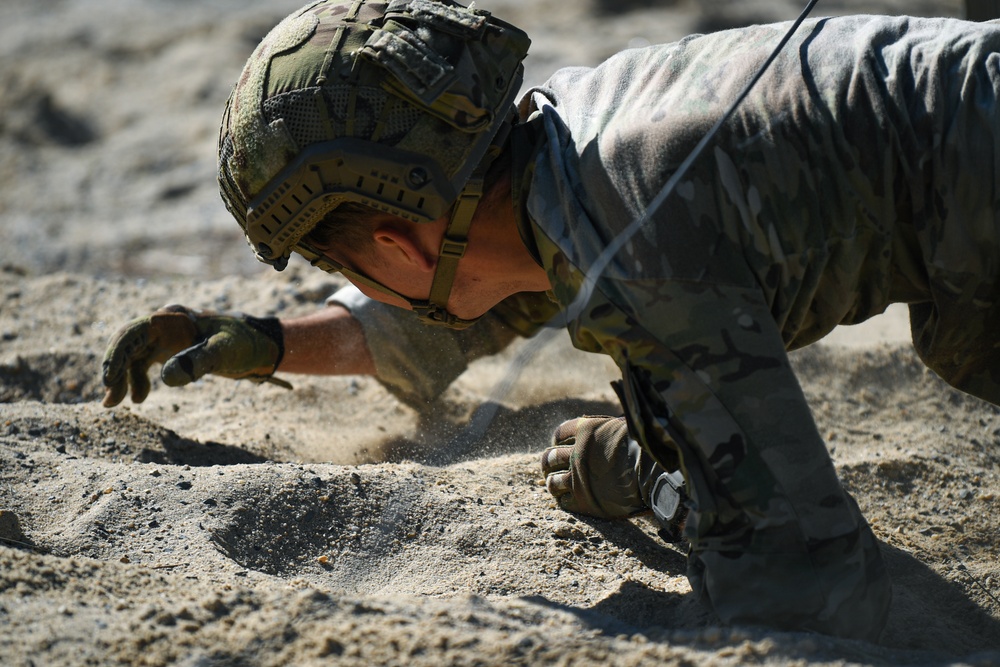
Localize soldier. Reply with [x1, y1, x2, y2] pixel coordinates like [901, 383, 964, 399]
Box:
[101, 0, 1000, 641]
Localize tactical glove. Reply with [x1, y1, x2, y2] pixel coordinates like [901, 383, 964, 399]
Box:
[541, 415, 688, 541]
[101, 304, 288, 407]
[542, 416, 645, 518]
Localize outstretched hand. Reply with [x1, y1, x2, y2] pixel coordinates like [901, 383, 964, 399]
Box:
[101, 304, 287, 407]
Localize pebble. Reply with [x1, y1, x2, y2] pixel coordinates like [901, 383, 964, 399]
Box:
[552, 523, 584, 540]
[0, 510, 26, 543]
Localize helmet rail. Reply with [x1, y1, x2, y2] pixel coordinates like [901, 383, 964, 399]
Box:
[246, 137, 456, 270]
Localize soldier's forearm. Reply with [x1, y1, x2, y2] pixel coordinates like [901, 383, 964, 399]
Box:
[277, 304, 376, 376]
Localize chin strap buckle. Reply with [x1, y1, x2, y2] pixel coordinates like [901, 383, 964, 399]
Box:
[411, 301, 480, 330]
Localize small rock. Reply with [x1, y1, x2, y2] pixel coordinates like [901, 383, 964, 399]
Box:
[553, 523, 585, 540]
[201, 597, 229, 616]
[0, 510, 26, 543]
[156, 612, 177, 627]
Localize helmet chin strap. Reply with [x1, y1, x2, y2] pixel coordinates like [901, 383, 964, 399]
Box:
[409, 115, 515, 328]
[409, 168, 484, 329]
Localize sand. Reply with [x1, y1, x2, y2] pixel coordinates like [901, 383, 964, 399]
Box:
[2, 0, 999, 665]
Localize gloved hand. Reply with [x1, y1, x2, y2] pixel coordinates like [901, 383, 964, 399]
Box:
[541, 416, 647, 519]
[101, 304, 288, 407]
[541, 415, 689, 540]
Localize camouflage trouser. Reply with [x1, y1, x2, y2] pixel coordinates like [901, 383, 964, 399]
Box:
[615, 363, 891, 642]
[910, 286, 1000, 405]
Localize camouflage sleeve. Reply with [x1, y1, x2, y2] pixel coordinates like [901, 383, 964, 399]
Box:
[328, 286, 557, 406]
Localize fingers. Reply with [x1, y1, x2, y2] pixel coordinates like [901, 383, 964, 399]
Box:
[101, 379, 127, 408]
[541, 416, 581, 474]
[101, 350, 154, 406]
[128, 361, 153, 403]
[552, 418, 581, 447]
[102, 320, 154, 406]
[544, 469, 572, 499]
[101, 321, 150, 389]
[161, 342, 209, 387]
[101, 338, 156, 406]
[545, 467, 589, 515]
[101, 308, 199, 405]
[541, 445, 572, 476]
[541, 417, 580, 500]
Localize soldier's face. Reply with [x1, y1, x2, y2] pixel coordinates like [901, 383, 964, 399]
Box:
[322, 203, 548, 322]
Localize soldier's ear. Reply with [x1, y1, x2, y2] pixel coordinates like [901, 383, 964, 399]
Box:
[372, 224, 436, 273]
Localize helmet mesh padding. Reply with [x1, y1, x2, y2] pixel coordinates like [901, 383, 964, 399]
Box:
[381, 99, 426, 144]
[261, 88, 329, 147]
[260, 85, 425, 150]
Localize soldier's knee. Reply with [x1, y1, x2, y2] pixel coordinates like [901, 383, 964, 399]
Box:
[913, 343, 1000, 406]
[909, 302, 1000, 405]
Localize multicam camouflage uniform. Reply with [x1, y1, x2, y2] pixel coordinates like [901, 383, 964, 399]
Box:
[334, 15, 1000, 639]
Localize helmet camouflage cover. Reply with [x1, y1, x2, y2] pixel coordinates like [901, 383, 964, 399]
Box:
[218, 0, 530, 277]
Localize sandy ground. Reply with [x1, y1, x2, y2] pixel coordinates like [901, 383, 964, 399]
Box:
[3, 0, 1000, 665]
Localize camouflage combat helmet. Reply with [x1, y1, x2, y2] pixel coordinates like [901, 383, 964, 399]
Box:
[218, 0, 530, 328]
